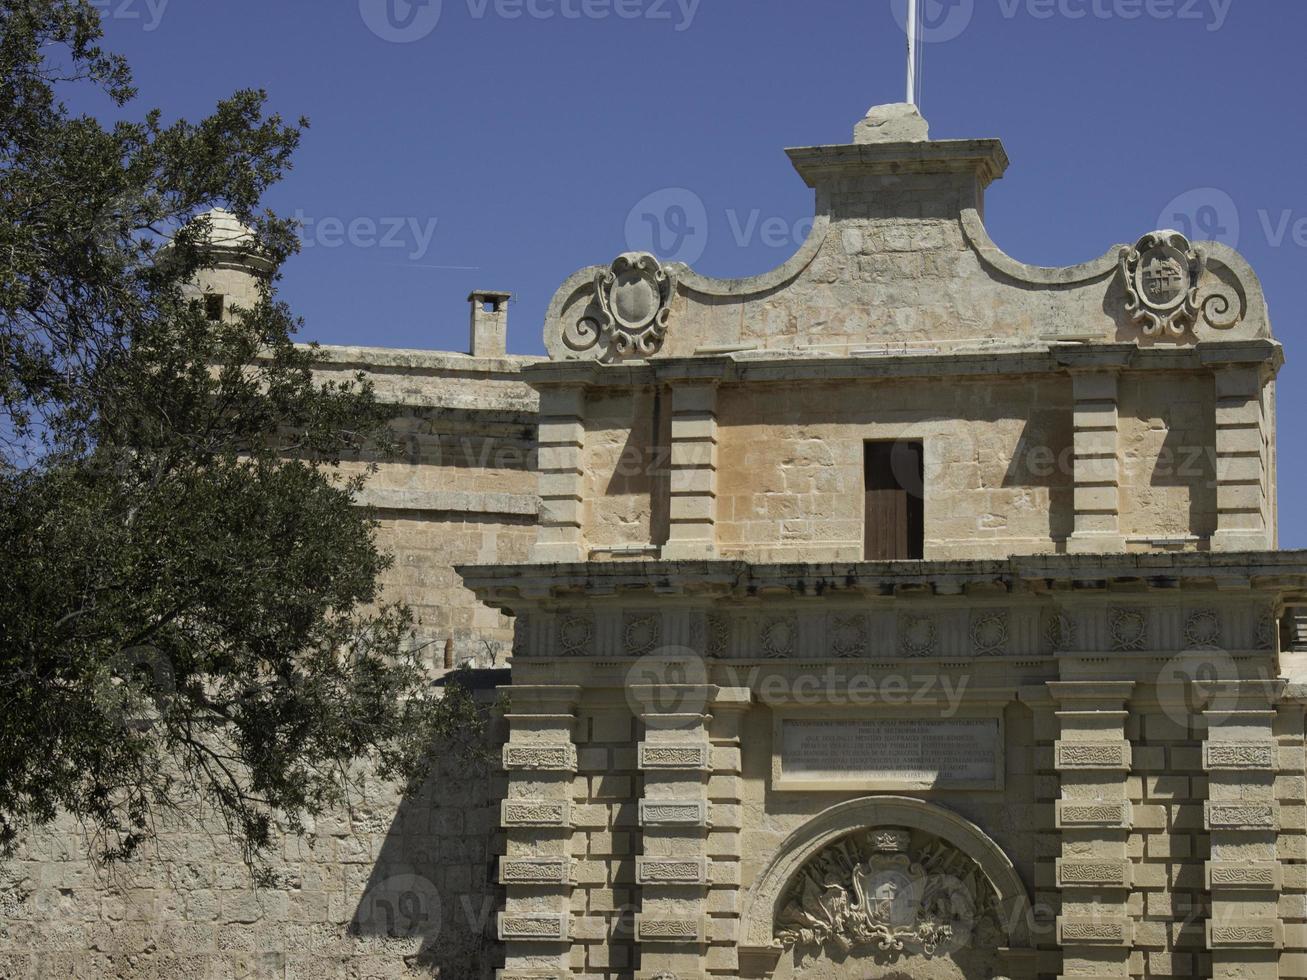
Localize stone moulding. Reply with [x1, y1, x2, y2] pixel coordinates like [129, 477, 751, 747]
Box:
[1203, 742, 1277, 771]
[501, 799, 570, 827]
[1206, 861, 1281, 890]
[738, 796, 1034, 955]
[639, 799, 710, 827]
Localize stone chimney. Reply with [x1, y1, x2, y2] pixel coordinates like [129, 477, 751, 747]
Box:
[468, 290, 511, 357]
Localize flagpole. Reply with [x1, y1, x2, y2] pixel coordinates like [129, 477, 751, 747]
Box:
[906, 0, 919, 105]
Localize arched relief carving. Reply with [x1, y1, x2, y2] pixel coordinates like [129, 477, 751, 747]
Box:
[740, 797, 1034, 964]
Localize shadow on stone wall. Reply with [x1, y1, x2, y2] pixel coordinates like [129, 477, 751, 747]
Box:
[349, 672, 509, 979]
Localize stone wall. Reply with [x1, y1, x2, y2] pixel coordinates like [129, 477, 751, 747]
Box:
[0, 347, 538, 980]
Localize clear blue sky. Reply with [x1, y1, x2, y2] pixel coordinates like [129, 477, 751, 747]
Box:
[95, 0, 1307, 545]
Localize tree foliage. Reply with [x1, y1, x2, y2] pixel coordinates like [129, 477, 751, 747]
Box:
[0, 0, 484, 867]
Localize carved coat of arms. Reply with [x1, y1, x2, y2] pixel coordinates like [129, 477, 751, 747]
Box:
[563, 252, 676, 360]
[775, 827, 1001, 961]
[1119, 230, 1205, 337]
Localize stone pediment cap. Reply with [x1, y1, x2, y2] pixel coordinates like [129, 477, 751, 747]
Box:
[786, 138, 1009, 189]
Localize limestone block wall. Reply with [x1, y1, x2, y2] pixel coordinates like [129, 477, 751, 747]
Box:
[0, 690, 509, 980]
[1117, 373, 1218, 544]
[0, 347, 539, 980]
[713, 375, 1074, 561]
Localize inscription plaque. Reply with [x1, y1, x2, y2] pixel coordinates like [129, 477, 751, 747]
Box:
[774, 716, 1003, 791]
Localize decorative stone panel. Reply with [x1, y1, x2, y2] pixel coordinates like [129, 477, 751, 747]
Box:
[1206, 861, 1282, 890]
[502, 744, 578, 772]
[1203, 741, 1277, 770]
[499, 858, 572, 885]
[501, 799, 570, 827]
[636, 857, 709, 885]
[1206, 921, 1283, 949]
[634, 916, 706, 944]
[1056, 918, 1133, 946]
[638, 742, 710, 771]
[1054, 740, 1132, 770]
[639, 799, 709, 827]
[1204, 801, 1279, 831]
[1055, 860, 1132, 888]
[498, 913, 571, 942]
[1055, 801, 1132, 829]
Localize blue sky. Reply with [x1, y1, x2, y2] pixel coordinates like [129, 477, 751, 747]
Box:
[94, 0, 1306, 544]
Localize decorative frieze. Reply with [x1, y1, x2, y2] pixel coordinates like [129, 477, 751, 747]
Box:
[639, 799, 709, 827]
[638, 742, 710, 771]
[501, 800, 570, 827]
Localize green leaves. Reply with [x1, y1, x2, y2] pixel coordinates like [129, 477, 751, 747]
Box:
[0, 0, 476, 868]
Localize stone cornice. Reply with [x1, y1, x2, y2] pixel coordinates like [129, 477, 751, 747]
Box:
[522, 339, 1283, 389]
[458, 550, 1307, 607]
[785, 139, 1010, 189]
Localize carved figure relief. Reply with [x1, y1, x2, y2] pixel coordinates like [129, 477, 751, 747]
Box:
[775, 826, 1003, 964]
[563, 252, 675, 360]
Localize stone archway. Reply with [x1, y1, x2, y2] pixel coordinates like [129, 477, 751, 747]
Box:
[739, 798, 1035, 980]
